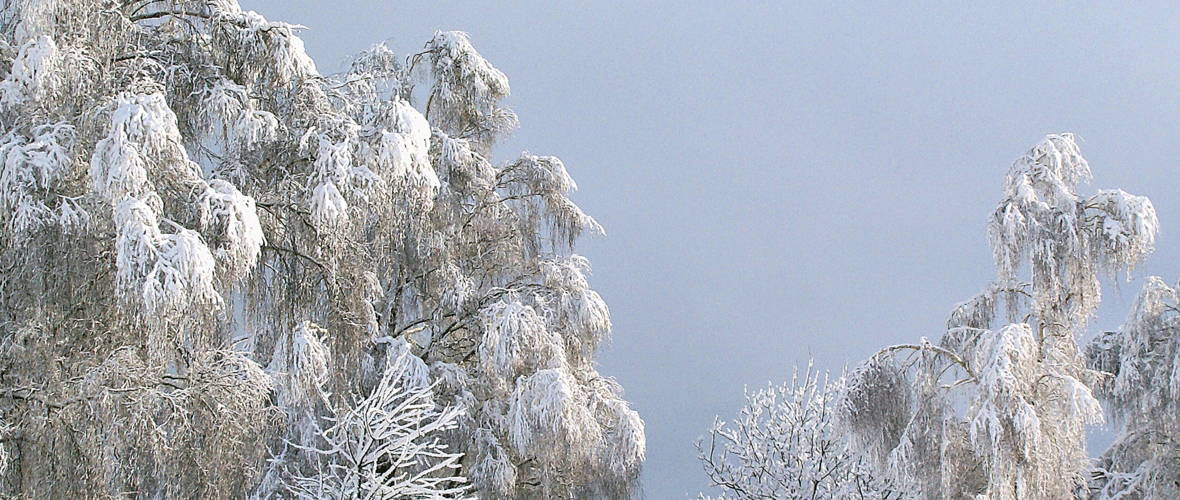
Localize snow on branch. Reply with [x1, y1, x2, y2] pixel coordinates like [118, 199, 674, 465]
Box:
[506, 368, 594, 459]
[1083, 188, 1158, 278]
[376, 99, 438, 190]
[303, 131, 391, 228]
[94, 90, 264, 303]
[499, 154, 605, 249]
[701, 366, 894, 500]
[197, 78, 279, 149]
[0, 35, 54, 105]
[0, 35, 63, 106]
[0, 122, 84, 238]
[838, 354, 914, 467]
[267, 321, 331, 411]
[283, 349, 471, 500]
[469, 427, 516, 497]
[539, 256, 612, 358]
[478, 299, 565, 392]
[968, 324, 1044, 462]
[198, 179, 265, 281]
[588, 377, 645, 479]
[421, 31, 517, 144]
[209, 4, 318, 83]
[89, 92, 194, 203]
[113, 196, 220, 320]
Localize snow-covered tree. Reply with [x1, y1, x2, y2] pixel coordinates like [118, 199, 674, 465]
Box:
[0, 1, 642, 498]
[697, 365, 896, 500]
[838, 134, 1157, 500]
[1084, 277, 1180, 499]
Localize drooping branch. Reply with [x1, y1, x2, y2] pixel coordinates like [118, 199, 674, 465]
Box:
[872, 342, 978, 383]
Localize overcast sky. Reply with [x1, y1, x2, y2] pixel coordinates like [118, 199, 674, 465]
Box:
[240, 2, 1180, 497]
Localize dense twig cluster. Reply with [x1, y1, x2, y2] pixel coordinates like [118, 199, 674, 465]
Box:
[698, 366, 896, 500]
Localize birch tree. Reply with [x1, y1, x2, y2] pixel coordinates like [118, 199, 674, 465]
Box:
[838, 134, 1158, 500]
[0, 1, 642, 498]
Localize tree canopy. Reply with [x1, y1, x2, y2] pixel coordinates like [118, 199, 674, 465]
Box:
[0, 1, 643, 498]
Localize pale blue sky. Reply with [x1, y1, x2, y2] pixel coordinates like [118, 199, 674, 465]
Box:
[240, 2, 1180, 497]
